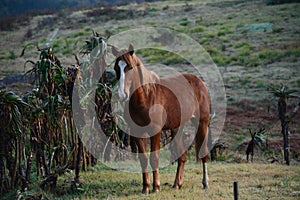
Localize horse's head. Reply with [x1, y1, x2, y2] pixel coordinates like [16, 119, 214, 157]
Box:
[112, 44, 142, 101]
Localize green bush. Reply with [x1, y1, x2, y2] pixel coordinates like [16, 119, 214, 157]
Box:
[8, 51, 16, 59]
[218, 25, 233, 36]
[237, 46, 252, 57]
[137, 49, 186, 65]
[258, 49, 284, 63]
[190, 25, 204, 33]
[205, 46, 230, 66]
[72, 30, 86, 37]
[204, 31, 216, 39]
[177, 17, 191, 26]
[233, 42, 252, 49]
[162, 5, 169, 10]
[273, 27, 284, 33]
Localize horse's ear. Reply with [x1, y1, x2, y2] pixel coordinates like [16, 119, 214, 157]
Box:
[111, 45, 119, 57]
[128, 44, 134, 56]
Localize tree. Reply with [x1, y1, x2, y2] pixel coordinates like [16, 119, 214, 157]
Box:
[246, 128, 267, 162]
[270, 84, 300, 165]
[24, 46, 85, 188]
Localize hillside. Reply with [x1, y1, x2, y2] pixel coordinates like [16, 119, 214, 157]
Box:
[1, 0, 300, 156]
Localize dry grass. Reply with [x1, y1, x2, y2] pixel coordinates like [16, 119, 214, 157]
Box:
[28, 162, 299, 199]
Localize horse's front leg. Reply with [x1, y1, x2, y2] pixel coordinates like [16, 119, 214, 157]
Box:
[135, 137, 150, 194]
[150, 132, 161, 192]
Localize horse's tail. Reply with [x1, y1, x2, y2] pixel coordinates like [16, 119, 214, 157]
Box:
[194, 81, 210, 163]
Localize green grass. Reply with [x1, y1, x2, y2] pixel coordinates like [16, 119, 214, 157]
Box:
[204, 45, 230, 66]
[212, 54, 230, 66]
[258, 49, 284, 63]
[189, 25, 205, 33]
[273, 27, 284, 33]
[203, 31, 216, 39]
[72, 30, 87, 37]
[254, 79, 268, 88]
[237, 46, 252, 57]
[256, 48, 300, 65]
[4, 162, 299, 199]
[137, 48, 186, 65]
[178, 17, 191, 27]
[0, 51, 17, 60]
[233, 41, 252, 49]
[218, 25, 233, 36]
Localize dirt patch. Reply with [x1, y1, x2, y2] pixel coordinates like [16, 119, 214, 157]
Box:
[225, 99, 278, 133]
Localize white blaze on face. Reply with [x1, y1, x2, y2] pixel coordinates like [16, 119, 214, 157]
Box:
[118, 60, 127, 100]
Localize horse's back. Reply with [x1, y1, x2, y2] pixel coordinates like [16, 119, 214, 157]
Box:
[161, 73, 209, 104]
[159, 73, 209, 129]
[183, 73, 210, 120]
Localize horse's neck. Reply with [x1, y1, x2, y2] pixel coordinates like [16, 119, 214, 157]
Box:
[132, 65, 159, 104]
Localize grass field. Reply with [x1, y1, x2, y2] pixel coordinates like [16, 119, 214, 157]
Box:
[70, 162, 300, 200]
[2, 162, 299, 199]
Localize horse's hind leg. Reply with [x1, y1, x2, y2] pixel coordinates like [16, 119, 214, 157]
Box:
[171, 128, 186, 189]
[195, 120, 210, 189]
[201, 157, 209, 189]
[173, 151, 187, 189]
[135, 137, 150, 194]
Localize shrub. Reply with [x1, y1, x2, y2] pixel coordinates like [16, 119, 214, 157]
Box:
[190, 25, 204, 33]
[237, 46, 252, 57]
[8, 51, 16, 59]
[273, 27, 284, 33]
[258, 49, 284, 63]
[218, 25, 233, 36]
[162, 5, 169, 10]
[137, 49, 186, 65]
[233, 42, 252, 49]
[73, 30, 86, 37]
[204, 31, 216, 39]
[178, 18, 191, 26]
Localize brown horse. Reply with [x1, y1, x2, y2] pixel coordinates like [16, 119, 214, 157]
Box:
[112, 44, 210, 194]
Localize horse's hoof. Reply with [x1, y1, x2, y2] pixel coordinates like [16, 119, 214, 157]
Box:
[152, 185, 160, 193]
[203, 183, 209, 190]
[172, 185, 179, 190]
[172, 184, 182, 190]
[142, 188, 149, 194]
[152, 188, 160, 193]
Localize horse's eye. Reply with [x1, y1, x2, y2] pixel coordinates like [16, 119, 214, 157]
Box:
[128, 66, 133, 70]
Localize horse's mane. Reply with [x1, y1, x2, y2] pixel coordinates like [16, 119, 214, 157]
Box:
[131, 54, 159, 96]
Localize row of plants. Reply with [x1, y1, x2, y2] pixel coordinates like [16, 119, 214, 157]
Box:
[0, 32, 116, 196]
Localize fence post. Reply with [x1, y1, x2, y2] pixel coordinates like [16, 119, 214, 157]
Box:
[234, 181, 238, 200]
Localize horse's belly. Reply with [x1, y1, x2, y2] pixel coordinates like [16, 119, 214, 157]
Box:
[163, 97, 196, 130]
